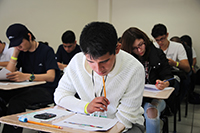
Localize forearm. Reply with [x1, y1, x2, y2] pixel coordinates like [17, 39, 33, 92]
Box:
[33, 69, 55, 82]
[176, 61, 190, 73]
[6, 58, 17, 72]
[192, 58, 196, 67]
[6, 48, 20, 72]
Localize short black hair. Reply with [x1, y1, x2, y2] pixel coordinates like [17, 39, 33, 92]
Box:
[151, 23, 167, 38]
[79, 21, 118, 59]
[61, 30, 76, 44]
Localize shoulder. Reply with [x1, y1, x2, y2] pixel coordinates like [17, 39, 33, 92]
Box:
[169, 41, 183, 48]
[169, 41, 185, 51]
[64, 52, 84, 72]
[75, 44, 81, 51]
[151, 44, 164, 55]
[118, 50, 143, 69]
[38, 42, 55, 53]
[58, 44, 63, 49]
[71, 52, 83, 61]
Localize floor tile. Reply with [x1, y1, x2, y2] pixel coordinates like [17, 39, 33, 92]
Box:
[192, 126, 200, 133]
[169, 122, 192, 133]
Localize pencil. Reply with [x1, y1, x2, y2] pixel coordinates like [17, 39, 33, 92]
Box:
[27, 120, 63, 129]
[102, 76, 106, 97]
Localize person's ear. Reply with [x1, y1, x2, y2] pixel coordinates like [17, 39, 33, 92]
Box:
[28, 33, 32, 41]
[166, 33, 169, 38]
[115, 43, 121, 54]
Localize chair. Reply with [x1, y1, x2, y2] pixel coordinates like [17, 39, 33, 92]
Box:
[171, 70, 189, 132]
[160, 110, 169, 133]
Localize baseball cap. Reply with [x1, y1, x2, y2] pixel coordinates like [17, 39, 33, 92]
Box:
[6, 23, 29, 48]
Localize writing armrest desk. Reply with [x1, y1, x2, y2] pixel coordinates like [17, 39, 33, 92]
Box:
[0, 106, 125, 133]
[0, 81, 46, 90]
[143, 87, 175, 99]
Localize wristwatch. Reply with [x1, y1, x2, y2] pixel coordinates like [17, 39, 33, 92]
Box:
[29, 74, 35, 82]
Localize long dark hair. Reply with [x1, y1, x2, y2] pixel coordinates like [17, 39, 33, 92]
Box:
[121, 27, 152, 61]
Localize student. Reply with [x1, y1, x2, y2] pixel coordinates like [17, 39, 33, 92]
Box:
[56, 30, 81, 70]
[54, 22, 145, 133]
[121, 27, 174, 133]
[151, 24, 190, 73]
[0, 23, 60, 133]
[180, 35, 197, 73]
[0, 40, 14, 67]
[151, 24, 191, 103]
[180, 35, 200, 104]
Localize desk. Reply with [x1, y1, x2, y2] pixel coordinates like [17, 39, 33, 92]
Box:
[143, 87, 174, 99]
[0, 81, 46, 90]
[0, 106, 125, 133]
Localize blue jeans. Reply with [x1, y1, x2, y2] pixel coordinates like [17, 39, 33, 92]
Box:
[144, 99, 166, 133]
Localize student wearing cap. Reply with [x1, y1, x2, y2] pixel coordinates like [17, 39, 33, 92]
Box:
[0, 23, 60, 133]
[0, 40, 14, 67]
[56, 30, 81, 71]
[54, 22, 145, 133]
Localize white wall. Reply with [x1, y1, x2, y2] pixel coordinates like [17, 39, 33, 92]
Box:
[0, 0, 98, 51]
[1, 0, 200, 66]
[110, 0, 200, 66]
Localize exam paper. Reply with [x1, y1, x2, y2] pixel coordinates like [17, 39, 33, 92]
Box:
[145, 84, 173, 92]
[0, 68, 11, 80]
[53, 114, 118, 131]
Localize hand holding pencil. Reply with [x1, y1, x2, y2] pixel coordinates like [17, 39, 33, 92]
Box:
[87, 96, 110, 114]
[86, 76, 110, 114]
[155, 77, 174, 90]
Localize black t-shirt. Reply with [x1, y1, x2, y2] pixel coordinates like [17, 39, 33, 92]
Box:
[16, 42, 60, 92]
[56, 44, 81, 65]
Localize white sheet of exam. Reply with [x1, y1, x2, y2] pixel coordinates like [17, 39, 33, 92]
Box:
[144, 84, 173, 92]
[53, 113, 118, 131]
[0, 68, 11, 80]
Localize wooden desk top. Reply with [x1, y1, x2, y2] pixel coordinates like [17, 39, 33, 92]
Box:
[0, 81, 46, 90]
[0, 107, 125, 133]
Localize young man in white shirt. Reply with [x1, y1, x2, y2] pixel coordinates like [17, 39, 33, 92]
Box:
[54, 22, 145, 133]
[151, 23, 191, 105]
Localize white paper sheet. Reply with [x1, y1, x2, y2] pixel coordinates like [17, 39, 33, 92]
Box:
[53, 114, 118, 131]
[145, 84, 173, 92]
[0, 68, 11, 80]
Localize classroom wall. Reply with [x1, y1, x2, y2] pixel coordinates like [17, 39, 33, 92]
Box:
[1, 0, 200, 67]
[0, 0, 98, 51]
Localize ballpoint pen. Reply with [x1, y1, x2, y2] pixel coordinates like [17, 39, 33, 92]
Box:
[156, 77, 175, 85]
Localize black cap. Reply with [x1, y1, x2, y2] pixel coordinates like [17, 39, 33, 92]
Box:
[6, 23, 29, 48]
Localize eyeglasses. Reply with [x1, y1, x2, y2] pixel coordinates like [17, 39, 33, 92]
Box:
[155, 35, 167, 42]
[132, 42, 145, 51]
